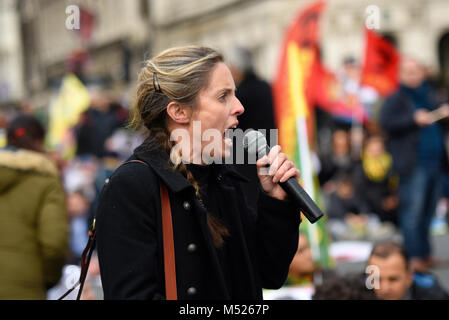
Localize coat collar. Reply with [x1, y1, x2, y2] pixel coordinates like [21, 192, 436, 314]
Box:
[0, 147, 58, 177]
[133, 139, 249, 194]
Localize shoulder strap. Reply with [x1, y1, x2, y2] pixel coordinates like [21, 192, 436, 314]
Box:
[119, 159, 178, 299]
[58, 159, 178, 300]
[58, 220, 96, 300]
[160, 182, 178, 300]
[128, 159, 177, 299]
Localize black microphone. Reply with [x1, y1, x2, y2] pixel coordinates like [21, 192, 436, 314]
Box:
[243, 130, 324, 224]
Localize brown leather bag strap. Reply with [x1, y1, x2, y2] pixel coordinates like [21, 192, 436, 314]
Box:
[160, 181, 178, 300]
[124, 160, 177, 299]
[59, 159, 178, 300]
[58, 220, 96, 300]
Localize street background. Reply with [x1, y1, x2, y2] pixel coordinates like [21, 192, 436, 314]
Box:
[1, 0, 449, 300]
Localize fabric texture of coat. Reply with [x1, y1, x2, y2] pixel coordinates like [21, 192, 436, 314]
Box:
[96, 140, 302, 300]
[0, 147, 68, 299]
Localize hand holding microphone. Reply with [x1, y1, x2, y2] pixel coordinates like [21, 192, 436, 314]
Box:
[244, 130, 324, 224]
[256, 145, 299, 201]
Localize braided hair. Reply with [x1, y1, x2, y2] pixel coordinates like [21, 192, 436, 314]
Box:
[129, 45, 229, 247]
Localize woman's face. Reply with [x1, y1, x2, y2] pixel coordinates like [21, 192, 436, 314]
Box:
[189, 62, 244, 163]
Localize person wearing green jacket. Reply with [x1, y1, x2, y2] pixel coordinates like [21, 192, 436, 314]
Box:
[0, 114, 68, 299]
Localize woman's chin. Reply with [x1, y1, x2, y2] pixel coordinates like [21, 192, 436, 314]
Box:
[222, 137, 233, 161]
[202, 139, 232, 164]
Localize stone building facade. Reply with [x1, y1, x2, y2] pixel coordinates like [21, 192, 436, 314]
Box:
[0, 0, 24, 104]
[2, 0, 449, 106]
[150, 0, 449, 85]
[15, 0, 151, 106]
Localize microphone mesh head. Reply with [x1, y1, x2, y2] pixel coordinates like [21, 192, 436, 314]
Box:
[243, 130, 268, 158]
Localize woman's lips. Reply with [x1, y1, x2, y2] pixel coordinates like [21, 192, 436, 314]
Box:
[223, 125, 235, 150]
[223, 122, 239, 136]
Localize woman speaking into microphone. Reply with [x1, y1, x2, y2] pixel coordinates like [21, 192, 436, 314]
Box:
[95, 45, 302, 300]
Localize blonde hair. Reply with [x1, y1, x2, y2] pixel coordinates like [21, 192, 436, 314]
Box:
[130, 45, 229, 247]
[129, 45, 224, 129]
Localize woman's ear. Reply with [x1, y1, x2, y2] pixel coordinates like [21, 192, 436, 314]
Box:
[166, 101, 191, 124]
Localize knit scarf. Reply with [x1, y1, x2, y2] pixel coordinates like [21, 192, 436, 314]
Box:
[362, 151, 392, 182]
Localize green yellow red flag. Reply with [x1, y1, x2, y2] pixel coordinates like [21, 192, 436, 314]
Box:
[272, 0, 332, 269]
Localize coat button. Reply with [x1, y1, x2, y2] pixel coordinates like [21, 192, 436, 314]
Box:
[187, 243, 197, 253]
[183, 201, 191, 211]
[187, 287, 197, 296]
[217, 174, 223, 182]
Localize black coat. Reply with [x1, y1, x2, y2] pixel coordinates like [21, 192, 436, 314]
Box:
[74, 103, 128, 158]
[96, 141, 301, 300]
[379, 90, 421, 178]
[352, 162, 398, 224]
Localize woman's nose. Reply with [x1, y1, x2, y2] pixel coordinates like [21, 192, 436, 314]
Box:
[233, 97, 245, 116]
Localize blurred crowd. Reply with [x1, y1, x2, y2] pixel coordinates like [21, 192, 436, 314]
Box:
[0, 85, 144, 299]
[1, 47, 449, 300]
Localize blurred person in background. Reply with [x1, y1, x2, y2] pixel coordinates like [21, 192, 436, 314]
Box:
[86, 129, 145, 228]
[367, 241, 449, 300]
[338, 56, 379, 120]
[62, 155, 98, 255]
[287, 233, 317, 286]
[380, 57, 449, 272]
[227, 46, 276, 211]
[338, 56, 380, 159]
[104, 128, 146, 162]
[286, 233, 338, 288]
[266, 232, 335, 300]
[87, 150, 121, 229]
[0, 114, 68, 299]
[318, 129, 355, 195]
[46, 254, 101, 300]
[352, 133, 399, 227]
[326, 174, 369, 241]
[0, 111, 8, 147]
[227, 47, 276, 137]
[312, 272, 377, 300]
[74, 87, 128, 158]
[66, 189, 90, 265]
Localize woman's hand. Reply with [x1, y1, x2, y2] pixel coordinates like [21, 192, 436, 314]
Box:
[256, 145, 301, 201]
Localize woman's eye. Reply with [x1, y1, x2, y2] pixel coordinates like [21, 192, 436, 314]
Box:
[218, 95, 226, 102]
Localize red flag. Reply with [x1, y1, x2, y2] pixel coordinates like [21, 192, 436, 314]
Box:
[274, 2, 369, 124]
[271, 1, 332, 268]
[308, 60, 368, 123]
[361, 29, 400, 96]
[272, 0, 325, 150]
[78, 7, 95, 43]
